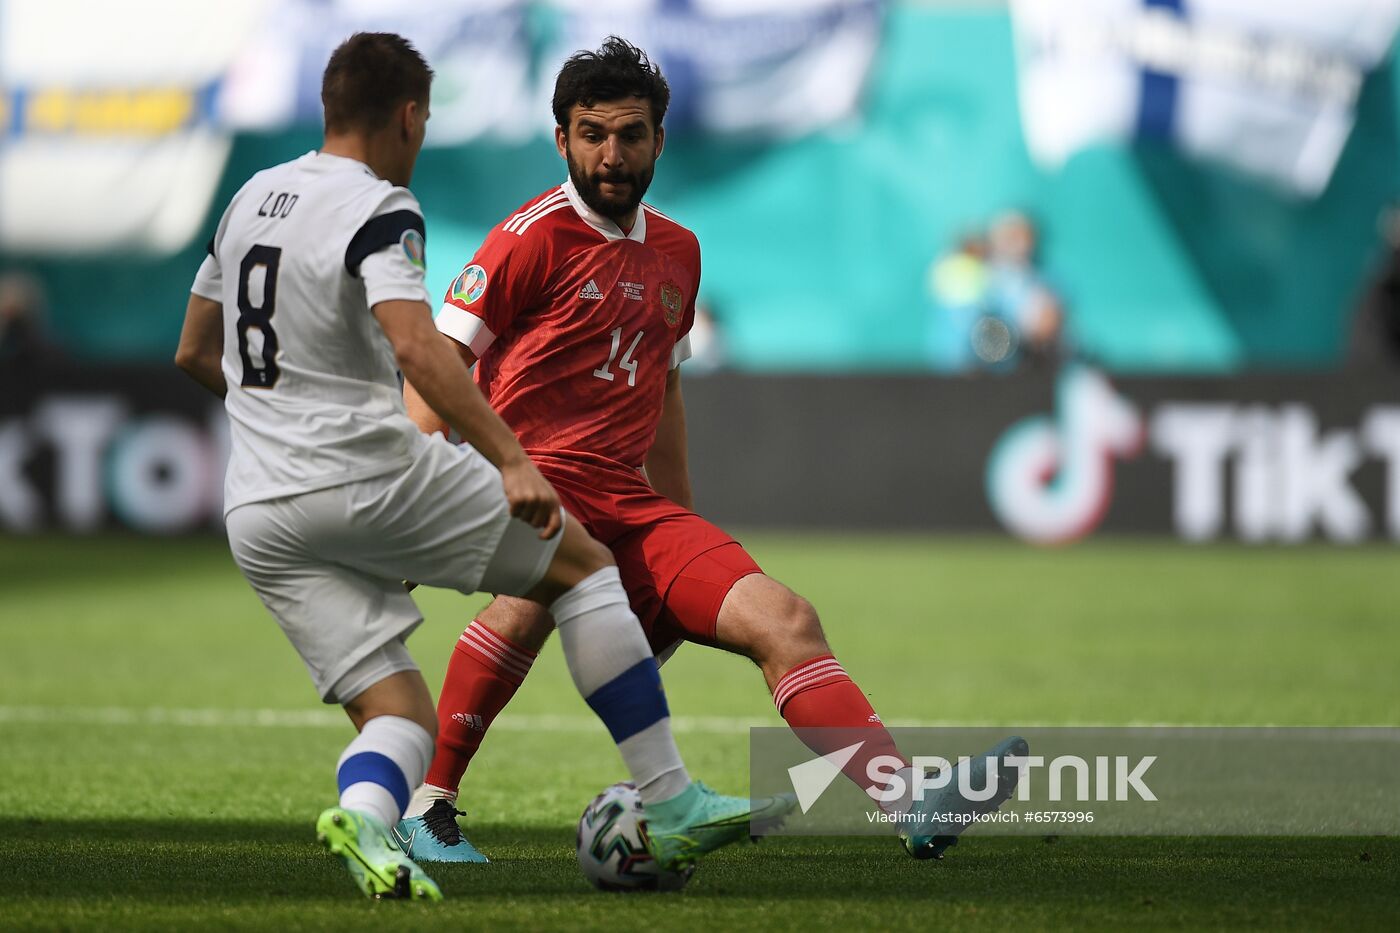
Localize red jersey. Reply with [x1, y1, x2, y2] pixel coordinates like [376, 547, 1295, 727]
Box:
[435, 179, 700, 470]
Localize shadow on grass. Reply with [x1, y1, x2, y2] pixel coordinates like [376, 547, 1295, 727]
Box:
[2, 818, 1394, 909]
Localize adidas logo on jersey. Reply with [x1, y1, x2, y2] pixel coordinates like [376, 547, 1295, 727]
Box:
[578, 279, 604, 300]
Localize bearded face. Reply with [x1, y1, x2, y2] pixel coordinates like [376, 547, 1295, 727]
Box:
[566, 146, 655, 223]
[558, 97, 662, 227]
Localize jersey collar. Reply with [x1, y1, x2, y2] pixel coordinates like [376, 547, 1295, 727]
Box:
[308, 150, 378, 178]
[562, 177, 647, 244]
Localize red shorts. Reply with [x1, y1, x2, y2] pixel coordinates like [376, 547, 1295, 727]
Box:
[534, 454, 763, 654]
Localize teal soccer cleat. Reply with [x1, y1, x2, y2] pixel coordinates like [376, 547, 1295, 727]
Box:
[901, 735, 1029, 860]
[643, 782, 798, 872]
[394, 800, 490, 864]
[316, 807, 444, 901]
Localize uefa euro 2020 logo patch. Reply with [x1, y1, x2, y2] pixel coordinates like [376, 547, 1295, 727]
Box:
[452, 264, 488, 305]
[400, 229, 425, 270]
[659, 282, 682, 327]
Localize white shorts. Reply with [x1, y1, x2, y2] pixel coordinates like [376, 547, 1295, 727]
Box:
[225, 435, 562, 704]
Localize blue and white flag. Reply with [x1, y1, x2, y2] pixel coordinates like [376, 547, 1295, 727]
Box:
[1010, 0, 1400, 196]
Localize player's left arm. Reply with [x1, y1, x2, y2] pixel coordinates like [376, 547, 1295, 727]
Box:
[644, 366, 693, 510]
[408, 219, 546, 438]
[174, 294, 226, 398]
[404, 338, 476, 437]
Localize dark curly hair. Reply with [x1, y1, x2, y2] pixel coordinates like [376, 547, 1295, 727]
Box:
[552, 36, 670, 133]
[322, 32, 434, 134]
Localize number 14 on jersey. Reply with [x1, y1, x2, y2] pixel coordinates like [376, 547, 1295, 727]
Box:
[593, 327, 643, 387]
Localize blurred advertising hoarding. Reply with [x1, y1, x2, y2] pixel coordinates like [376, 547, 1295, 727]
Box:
[683, 368, 1400, 544]
[0, 0, 269, 253]
[4, 363, 1398, 542]
[0, 363, 227, 534]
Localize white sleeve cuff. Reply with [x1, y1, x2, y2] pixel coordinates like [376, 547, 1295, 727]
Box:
[670, 333, 693, 369]
[435, 303, 497, 357]
[191, 254, 222, 301]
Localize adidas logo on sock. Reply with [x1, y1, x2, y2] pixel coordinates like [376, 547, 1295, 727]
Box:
[451, 712, 486, 731]
[578, 279, 604, 300]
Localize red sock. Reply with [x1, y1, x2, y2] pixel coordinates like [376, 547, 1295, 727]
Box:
[775, 654, 907, 798]
[425, 620, 536, 793]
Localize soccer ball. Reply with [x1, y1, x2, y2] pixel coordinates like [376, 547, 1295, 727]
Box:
[576, 782, 695, 892]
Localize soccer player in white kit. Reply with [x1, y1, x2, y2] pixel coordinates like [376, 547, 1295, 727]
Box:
[175, 32, 792, 901]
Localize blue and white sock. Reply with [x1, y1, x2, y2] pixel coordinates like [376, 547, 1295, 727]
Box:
[336, 714, 434, 829]
[552, 567, 690, 806]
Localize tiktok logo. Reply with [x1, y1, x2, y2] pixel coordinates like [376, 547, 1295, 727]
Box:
[986, 368, 1143, 544]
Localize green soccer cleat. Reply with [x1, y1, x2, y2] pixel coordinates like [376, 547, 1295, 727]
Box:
[901, 735, 1029, 860]
[316, 806, 444, 901]
[643, 782, 798, 872]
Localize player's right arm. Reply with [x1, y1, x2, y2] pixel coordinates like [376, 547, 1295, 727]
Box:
[175, 293, 227, 397]
[178, 222, 230, 397]
[375, 298, 560, 538]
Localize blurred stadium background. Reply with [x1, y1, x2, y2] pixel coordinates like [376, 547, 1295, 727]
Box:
[2, 1, 1399, 927]
[5, 0, 1400, 543]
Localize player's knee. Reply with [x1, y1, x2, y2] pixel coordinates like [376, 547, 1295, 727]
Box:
[745, 587, 828, 662]
[479, 601, 555, 653]
[784, 593, 827, 652]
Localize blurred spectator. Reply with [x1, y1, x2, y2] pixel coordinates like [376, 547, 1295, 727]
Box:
[986, 211, 1063, 367]
[1348, 204, 1400, 368]
[0, 271, 59, 366]
[925, 213, 1065, 372]
[685, 299, 728, 376]
[925, 233, 990, 371]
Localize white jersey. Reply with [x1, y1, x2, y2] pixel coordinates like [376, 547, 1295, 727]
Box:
[191, 150, 433, 512]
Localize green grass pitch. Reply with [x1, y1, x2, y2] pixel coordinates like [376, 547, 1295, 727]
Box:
[1, 533, 1397, 930]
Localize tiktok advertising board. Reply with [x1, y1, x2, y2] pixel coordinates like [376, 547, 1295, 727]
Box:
[4, 362, 1399, 542]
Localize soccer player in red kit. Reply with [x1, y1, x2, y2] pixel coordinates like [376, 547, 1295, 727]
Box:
[398, 37, 1025, 863]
